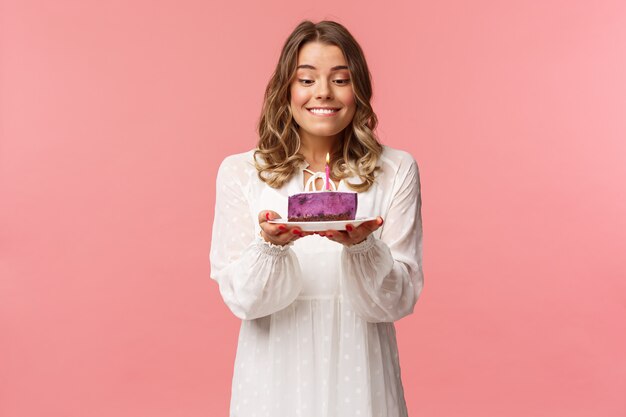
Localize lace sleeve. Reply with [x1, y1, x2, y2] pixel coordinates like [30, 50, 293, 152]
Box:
[209, 155, 303, 320]
[340, 154, 424, 322]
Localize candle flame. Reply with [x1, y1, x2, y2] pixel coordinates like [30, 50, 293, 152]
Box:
[326, 152, 330, 164]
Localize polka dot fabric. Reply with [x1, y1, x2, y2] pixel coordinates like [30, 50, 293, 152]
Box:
[209, 145, 424, 417]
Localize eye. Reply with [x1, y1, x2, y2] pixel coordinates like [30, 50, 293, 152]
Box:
[297, 78, 351, 86]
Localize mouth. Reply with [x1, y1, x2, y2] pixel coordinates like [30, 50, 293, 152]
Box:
[307, 107, 341, 117]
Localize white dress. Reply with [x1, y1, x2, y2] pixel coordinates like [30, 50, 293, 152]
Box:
[209, 144, 424, 417]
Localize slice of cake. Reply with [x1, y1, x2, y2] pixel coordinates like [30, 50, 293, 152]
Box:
[288, 191, 357, 222]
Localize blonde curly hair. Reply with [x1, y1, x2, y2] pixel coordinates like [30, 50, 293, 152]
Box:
[253, 20, 383, 192]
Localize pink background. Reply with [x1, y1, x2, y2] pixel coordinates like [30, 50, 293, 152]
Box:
[2, 1, 625, 416]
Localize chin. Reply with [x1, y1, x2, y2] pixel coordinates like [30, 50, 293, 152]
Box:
[310, 130, 344, 138]
[309, 124, 350, 135]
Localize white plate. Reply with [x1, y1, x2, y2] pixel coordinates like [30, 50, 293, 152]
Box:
[268, 217, 379, 232]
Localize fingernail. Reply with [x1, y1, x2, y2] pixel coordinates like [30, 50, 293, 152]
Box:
[379, 218, 384, 225]
[292, 229, 301, 235]
[279, 225, 287, 231]
[319, 232, 326, 236]
[327, 233, 333, 238]
[346, 225, 353, 232]
[266, 212, 270, 221]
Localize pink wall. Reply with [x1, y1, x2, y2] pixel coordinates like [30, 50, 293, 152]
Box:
[2, 1, 625, 416]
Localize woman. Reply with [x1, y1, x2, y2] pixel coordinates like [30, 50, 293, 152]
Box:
[210, 19, 424, 417]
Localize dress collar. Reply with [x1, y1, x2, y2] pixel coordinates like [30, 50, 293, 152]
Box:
[297, 159, 356, 192]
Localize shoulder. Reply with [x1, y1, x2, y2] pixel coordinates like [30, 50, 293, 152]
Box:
[378, 144, 419, 177]
[377, 145, 421, 197]
[217, 149, 258, 175]
[216, 148, 258, 186]
[218, 148, 257, 171]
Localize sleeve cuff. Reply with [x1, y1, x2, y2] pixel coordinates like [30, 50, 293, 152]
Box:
[344, 233, 376, 254]
[254, 234, 294, 256]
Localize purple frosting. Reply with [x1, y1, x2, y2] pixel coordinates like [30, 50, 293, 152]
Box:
[288, 191, 357, 221]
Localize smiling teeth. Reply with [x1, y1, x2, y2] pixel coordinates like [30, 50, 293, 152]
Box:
[309, 108, 338, 114]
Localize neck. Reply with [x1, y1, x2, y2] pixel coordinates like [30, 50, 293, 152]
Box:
[298, 130, 342, 166]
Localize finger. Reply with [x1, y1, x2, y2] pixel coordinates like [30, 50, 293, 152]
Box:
[276, 224, 288, 236]
[288, 227, 304, 241]
[345, 224, 365, 244]
[324, 230, 349, 243]
[262, 228, 295, 246]
[258, 210, 282, 225]
[258, 211, 269, 225]
[360, 216, 384, 232]
[260, 222, 287, 238]
[321, 228, 343, 238]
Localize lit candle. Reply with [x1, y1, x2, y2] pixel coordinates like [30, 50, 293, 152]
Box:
[325, 152, 331, 191]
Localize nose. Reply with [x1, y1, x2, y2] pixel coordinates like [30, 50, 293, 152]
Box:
[315, 79, 332, 99]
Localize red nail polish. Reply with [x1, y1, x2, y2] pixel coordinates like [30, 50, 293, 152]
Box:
[292, 229, 300, 235]
[346, 225, 353, 232]
[265, 212, 270, 221]
[327, 233, 333, 238]
[279, 225, 287, 231]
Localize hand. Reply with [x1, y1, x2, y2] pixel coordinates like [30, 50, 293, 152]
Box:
[258, 210, 313, 246]
[320, 216, 384, 246]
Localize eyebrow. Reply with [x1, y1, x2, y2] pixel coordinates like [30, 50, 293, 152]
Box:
[296, 64, 349, 71]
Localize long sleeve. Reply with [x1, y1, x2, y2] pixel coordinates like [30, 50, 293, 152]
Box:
[340, 154, 424, 323]
[209, 155, 303, 320]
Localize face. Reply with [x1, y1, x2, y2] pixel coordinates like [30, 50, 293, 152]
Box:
[289, 42, 357, 143]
